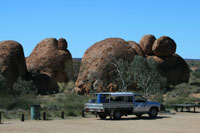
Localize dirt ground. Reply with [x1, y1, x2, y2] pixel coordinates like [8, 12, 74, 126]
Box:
[1, 110, 200, 133]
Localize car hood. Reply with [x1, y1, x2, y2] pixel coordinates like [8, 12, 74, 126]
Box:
[147, 101, 160, 106]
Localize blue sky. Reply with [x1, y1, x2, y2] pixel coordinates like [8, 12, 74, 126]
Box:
[0, 0, 199, 59]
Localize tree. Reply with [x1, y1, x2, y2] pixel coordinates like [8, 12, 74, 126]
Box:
[13, 77, 37, 96]
[110, 58, 135, 92]
[111, 56, 167, 102]
[132, 56, 167, 101]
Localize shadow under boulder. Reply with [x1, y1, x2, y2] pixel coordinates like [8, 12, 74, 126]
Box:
[32, 74, 58, 95]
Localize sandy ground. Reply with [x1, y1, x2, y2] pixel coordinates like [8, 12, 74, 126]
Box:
[1, 111, 200, 133]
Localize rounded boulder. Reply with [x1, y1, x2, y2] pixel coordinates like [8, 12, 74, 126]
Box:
[139, 34, 156, 55]
[127, 41, 145, 57]
[0, 40, 27, 89]
[152, 36, 176, 56]
[147, 54, 190, 85]
[75, 38, 137, 94]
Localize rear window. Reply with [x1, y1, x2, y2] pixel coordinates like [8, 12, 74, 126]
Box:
[110, 96, 133, 102]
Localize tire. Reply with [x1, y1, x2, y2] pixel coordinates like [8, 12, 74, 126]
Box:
[113, 111, 121, 120]
[98, 113, 107, 120]
[136, 114, 142, 118]
[149, 108, 158, 118]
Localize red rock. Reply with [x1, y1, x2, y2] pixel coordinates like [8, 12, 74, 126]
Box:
[152, 36, 176, 56]
[58, 38, 68, 50]
[147, 54, 190, 85]
[26, 38, 72, 94]
[75, 38, 137, 94]
[0, 40, 27, 89]
[139, 35, 156, 55]
[107, 83, 118, 92]
[127, 41, 145, 56]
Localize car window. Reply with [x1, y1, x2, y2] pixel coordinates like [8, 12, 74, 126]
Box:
[124, 96, 133, 102]
[134, 95, 146, 103]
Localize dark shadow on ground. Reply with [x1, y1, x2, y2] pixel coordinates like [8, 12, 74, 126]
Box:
[175, 111, 200, 113]
[190, 82, 200, 86]
[97, 116, 171, 121]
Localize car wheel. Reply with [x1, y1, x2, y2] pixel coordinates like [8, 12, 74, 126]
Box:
[149, 108, 158, 118]
[98, 113, 107, 120]
[113, 111, 121, 120]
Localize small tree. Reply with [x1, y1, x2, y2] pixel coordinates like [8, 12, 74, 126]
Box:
[133, 56, 167, 101]
[111, 56, 167, 102]
[111, 58, 135, 92]
[13, 77, 37, 96]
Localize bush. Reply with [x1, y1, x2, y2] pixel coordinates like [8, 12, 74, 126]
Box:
[167, 83, 200, 97]
[42, 92, 91, 116]
[192, 69, 200, 79]
[164, 83, 200, 108]
[58, 80, 75, 93]
[13, 77, 37, 96]
[165, 97, 200, 108]
[0, 73, 8, 92]
[0, 93, 39, 110]
[133, 56, 167, 100]
[66, 110, 78, 117]
[0, 75, 39, 110]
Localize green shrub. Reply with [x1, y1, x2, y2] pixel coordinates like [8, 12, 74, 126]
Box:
[13, 77, 37, 96]
[58, 80, 75, 93]
[42, 92, 91, 117]
[192, 69, 200, 79]
[133, 56, 167, 100]
[165, 97, 200, 108]
[0, 93, 14, 109]
[164, 83, 200, 108]
[66, 110, 78, 116]
[0, 73, 8, 92]
[167, 83, 192, 98]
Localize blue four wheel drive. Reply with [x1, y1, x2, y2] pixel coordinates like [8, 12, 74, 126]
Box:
[84, 92, 161, 120]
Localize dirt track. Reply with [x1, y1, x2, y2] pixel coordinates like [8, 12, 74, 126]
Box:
[1, 111, 200, 133]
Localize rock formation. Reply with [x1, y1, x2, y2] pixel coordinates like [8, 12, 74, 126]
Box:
[127, 41, 145, 57]
[139, 34, 156, 55]
[152, 36, 176, 56]
[0, 40, 27, 89]
[147, 54, 190, 85]
[75, 35, 190, 94]
[26, 38, 72, 94]
[75, 38, 137, 94]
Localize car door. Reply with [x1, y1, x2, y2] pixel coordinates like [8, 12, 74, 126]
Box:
[133, 95, 148, 113]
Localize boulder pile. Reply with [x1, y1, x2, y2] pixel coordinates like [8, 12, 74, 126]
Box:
[26, 38, 72, 94]
[139, 35, 189, 85]
[0, 35, 190, 95]
[0, 38, 72, 94]
[75, 35, 190, 94]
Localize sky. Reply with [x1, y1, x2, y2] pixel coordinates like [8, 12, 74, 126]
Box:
[0, 0, 200, 59]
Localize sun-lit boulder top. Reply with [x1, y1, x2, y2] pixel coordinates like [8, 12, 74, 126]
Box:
[95, 92, 140, 96]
